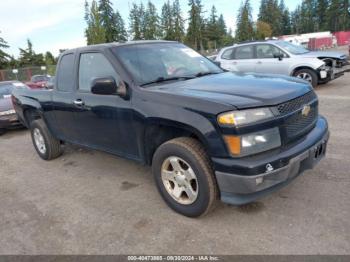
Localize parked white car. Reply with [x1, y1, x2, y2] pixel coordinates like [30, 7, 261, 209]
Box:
[215, 40, 349, 87]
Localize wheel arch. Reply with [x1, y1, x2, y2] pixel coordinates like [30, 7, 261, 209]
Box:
[23, 106, 43, 127]
[290, 66, 318, 76]
[143, 119, 211, 165]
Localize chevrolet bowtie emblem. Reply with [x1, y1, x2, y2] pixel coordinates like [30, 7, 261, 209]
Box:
[302, 105, 311, 117]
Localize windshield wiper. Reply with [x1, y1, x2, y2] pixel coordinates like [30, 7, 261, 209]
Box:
[194, 71, 221, 78]
[140, 76, 194, 87]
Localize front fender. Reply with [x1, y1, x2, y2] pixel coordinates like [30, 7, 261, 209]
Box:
[136, 103, 228, 159]
[289, 59, 324, 75]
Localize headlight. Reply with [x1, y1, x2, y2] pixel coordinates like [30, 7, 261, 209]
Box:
[224, 127, 281, 156]
[218, 108, 273, 126]
[0, 109, 15, 116]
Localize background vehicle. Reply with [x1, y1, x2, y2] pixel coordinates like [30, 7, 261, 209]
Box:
[25, 75, 51, 89]
[215, 40, 350, 87]
[0, 81, 28, 135]
[45, 76, 55, 89]
[12, 41, 329, 217]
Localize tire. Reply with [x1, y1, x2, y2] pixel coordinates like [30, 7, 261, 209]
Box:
[0, 129, 5, 136]
[152, 137, 218, 217]
[30, 119, 62, 160]
[293, 68, 318, 88]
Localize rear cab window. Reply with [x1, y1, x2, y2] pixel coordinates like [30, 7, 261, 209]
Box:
[56, 53, 75, 92]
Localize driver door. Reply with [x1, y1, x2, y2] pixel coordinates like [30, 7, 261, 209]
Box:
[73, 51, 139, 158]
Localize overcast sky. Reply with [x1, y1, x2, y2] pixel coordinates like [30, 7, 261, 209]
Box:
[0, 0, 301, 57]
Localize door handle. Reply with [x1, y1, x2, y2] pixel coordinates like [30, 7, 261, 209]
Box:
[73, 99, 84, 106]
[257, 61, 262, 64]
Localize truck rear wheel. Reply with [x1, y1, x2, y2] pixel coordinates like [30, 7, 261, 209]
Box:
[152, 137, 218, 217]
[293, 68, 318, 88]
[30, 119, 62, 160]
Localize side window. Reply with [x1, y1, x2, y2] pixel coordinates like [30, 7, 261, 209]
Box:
[256, 44, 286, 59]
[78, 53, 119, 92]
[221, 48, 234, 60]
[233, 45, 254, 59]
[57, 54, 74, 92]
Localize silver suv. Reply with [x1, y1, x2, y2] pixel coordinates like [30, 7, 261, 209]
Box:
[215, 40, 349, 87]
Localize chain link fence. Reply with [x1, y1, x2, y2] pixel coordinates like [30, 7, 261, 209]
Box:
[0, 65, 56, 82]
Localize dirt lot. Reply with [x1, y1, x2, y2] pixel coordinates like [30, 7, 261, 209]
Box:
[1, 72, 349, 255]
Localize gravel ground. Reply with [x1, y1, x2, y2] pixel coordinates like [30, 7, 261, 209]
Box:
[0, 70, 349, 255]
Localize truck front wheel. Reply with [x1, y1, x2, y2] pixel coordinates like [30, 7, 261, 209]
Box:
[152, 137, 218, 217]
[30, 119, 62, 160]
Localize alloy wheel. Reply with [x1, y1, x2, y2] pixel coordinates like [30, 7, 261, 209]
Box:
[161, 156, 199, 205]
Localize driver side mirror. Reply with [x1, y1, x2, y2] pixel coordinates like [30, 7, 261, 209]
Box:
[274, 53, 284, 61]
[91, 77, 127, 97]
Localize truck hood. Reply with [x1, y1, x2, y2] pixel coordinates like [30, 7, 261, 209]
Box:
[147, 72, 312, 109]
[299, 51, 348, 60]
[0, 97, 13, 112]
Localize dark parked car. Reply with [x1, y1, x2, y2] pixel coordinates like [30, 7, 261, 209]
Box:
[0, 81, 28, 135]
[12, 41, 329, 217]
[25, 75, 51, 89]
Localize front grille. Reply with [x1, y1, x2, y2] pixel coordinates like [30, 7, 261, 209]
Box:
[272, 91, 319, 143]
[275, 91, 317, 115]
[284, 105, 318, 140]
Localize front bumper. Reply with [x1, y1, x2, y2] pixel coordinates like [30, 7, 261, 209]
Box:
[213, 116, 329, 205]
[333, 63, 350, 78]
[0, 114, 22, 129]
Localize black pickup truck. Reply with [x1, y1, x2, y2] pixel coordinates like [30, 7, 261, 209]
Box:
[12, 41, 329, 217]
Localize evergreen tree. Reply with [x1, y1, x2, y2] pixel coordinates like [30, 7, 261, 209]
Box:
[8, 55, 18, 69]
[316, 0, 329, 31]
[291, 5, 302, 34]
[44, 51, 56, 65]
[172, 0, 185, 41]
[186, 0, 205, 51]
[299, 0, 317, 33]
[129, 3, 143, 40]
[84, 0, 106, 45]
[0, 31, 10, 69]
[327, 0, 350, 31]
[217, 14, 233, 47]
[18, 39, 45, 67]
[144, 1, 160, 39]
[235, 0, 254, 42]
[98, 0, 118, 42]
[115, 11, 127, 41]
[139, 3, 147, 39]
[258, 0, 282, 36]
[161, 1, 175, 40]
[205, 6, 220, 49]
[279, 0, 291, 35]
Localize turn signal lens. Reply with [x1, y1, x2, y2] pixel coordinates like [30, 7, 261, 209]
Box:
[224, 136, 241, 155]
[218, 113, 235, 125]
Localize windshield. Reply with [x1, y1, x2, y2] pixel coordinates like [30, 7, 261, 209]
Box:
[112, 43, 223, 86]
[276, 41, 310, 55]
[32, 75, 50, 82]
[0, 82, 27, 98]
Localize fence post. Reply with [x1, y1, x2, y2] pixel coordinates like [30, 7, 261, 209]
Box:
[0, 70, 4, 81]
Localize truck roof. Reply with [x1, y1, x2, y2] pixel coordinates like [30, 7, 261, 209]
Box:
[61, 40, 177, 56]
